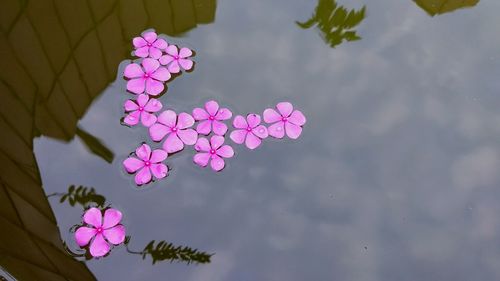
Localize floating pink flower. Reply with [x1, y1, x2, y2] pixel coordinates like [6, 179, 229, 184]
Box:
[149, 110, 198, 153]
[133, 31, 168, 59]
[192, 100, 232, 136]
[123, 94, 163, 127]
[75, 207, 126, 258]
[123, 144, 168, 185]
[159, 45, 194, 73]
[194, 136, 234, 172]
[124, 58, 171, 96]
[263, 102, 306, 139]
[230, 114, 269, 149]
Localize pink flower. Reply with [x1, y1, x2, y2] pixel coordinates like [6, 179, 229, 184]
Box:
[123, 144, 168, 185]
[75, 207, 126, 258]
[230, 114, 269, 149]
[133, 31, 168, 59]
[194, 136, 234, 172]
[159, 45, 194, 73]
[123, 94, 163, 127]
[192, 100, 233, 136]
[149, 110, 198, 153]
[263, 102, 306, 139]
[124, 58, 171, 96]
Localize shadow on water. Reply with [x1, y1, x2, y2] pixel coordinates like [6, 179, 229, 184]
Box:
[413, 0, 479, 16]
[296, 0, 366, 48]
[0, 0, 216, 280]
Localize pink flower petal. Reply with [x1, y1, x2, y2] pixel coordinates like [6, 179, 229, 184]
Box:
[194, 153, 210, 167]
[149, 47, 162, 59]
[150, 163, 168, 179]
[149, 124, 170, 141]
[83, 208, 102, 228]
[150, 149, 168, 163]
[210, 135, 225, 149]
[145, 78, 164, 96]
[124, 100, 139, 112]
[177, 113, 195, 129]
[124, 63, 144, 78]
[178, 59, 193, 70]
[159, 55, 174, 65]
[263, 108, 282, 123]
[194, 138, 210, 152]
[232, 115, 248, 129]
[140, 112, 157, 127]
[245, 132, 262, 149]
[215, 108, 232, 120]
[230, 129, 247, 144]
[136, 94, 149, 107]
[153, 38, 168, 49]
[192, 107, 209, 120]
[102, 209, 122, 229]
[163, 133, 184, 153]
[135, 144, 151, 161]
[268, 121, 285, 138]
[151, 67, 171, 82]
[212, 120, 227, 135]
[276, 102, 293, 117]
[166, 45, 178, 56]
[144, 98, 162, 112]
[205, 100, 219, 116]
[103, 225, 126, 245]
[135, 167, 152, 185]
[133, 37, 147, 48]
[252, 125, 269, 139]
[288, 110, 306, 126]
[127, 78, 145, 94]
[177, 128, 198, 145]
[142, 58, 160, 73]
[123, 157, 145, 173]
[89, 233, 110, 257]
[75, 226, 96, 247]
[124, 111, 140, 126]
[179, 47, 192, 58]
[196, 120, 212, 135]
[210, 155, 225, 172]
[246, 114, 261, 128]
[143, 31, 157, 43]
[285, 122, 303, 139]
[134, 46, 149, 58]
[217, 145, 234, 158]
[157, 110, 177, 127]
[167, 61, 180, 73]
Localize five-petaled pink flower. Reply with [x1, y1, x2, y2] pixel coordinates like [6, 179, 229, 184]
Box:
[124, 58, 171, 96]
[75, 207, 126, 258]
[159, 45, 194, 73]
[194, 136, 234, 172]
[192, 100, 232, 136]
[263, 102, 306, 139]
[123, 94, 163, 127]
[133, 31, 168, 59]
[149, 110, 198, 153]
[230, 114, 269, 149]
[123, 144, 168, 185]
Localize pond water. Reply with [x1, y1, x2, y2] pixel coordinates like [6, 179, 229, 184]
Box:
[2, 0, 500, 280]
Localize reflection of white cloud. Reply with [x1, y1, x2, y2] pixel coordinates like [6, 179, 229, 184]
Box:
[452, 146, 500, 189]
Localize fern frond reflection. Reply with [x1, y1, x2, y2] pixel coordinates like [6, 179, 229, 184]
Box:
[48, 185, 106, 208]
[126, 240, 213, 265]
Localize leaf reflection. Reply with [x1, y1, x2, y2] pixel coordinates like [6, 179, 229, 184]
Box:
[48, 185, 106, 208]
[126, 240, 213, 265]
[413, 0, 479, 16]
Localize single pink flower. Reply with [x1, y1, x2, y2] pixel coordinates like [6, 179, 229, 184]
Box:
[263, 102, 306, 139]
[123, 94, 163, 127]
[149, 110, 198, 153]
[75, 207, 126, 258]
[133, 31, 168, 59]
[159, 45, 194, 73]
[124, 58, 171, 96]
[194, 136, 234, 172]
[192, 100, 232, 136]
[123, 144, 168, 185]
[230, 114, 268, 149]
